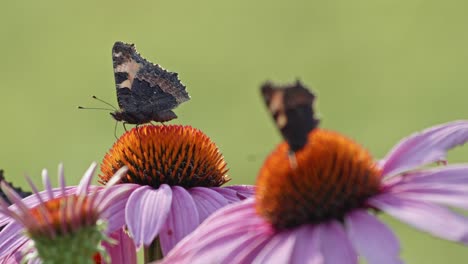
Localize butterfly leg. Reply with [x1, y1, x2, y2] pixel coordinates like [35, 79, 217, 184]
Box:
[114, 121, 119, 140]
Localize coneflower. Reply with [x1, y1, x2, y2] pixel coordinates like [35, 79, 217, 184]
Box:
[98, 125, 254, 261]
[0, 163, 137, 264]
[160, 81, 468, 264]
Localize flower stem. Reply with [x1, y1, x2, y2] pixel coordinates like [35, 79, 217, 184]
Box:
[144, 237, 163, 263]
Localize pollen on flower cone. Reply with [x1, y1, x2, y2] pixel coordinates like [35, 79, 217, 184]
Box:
[256, 129, 381, 229]
[100, 125, 230, 188]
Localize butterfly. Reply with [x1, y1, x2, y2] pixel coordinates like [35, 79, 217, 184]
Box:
[261, 80, 319, 152]
[110, 41, 190, 124]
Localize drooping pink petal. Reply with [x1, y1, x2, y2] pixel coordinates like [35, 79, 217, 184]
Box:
[346, 210, 402, 264]
[383, 165, 468, 189]
[105, 202, 126, 234]
[102, 228, 137, 264]
[126, 185, 172, 247]
[0, 199, 20, 223]
[0, 246, 23, 264]
[189, 187, 228, 222]
[319, 221, 358, 264]
[162, 199, 271, 263]
[223, 185, 255, 199]
[381, 166, 468, 210]
[389, 189, 468, 210]
[100, 185, 138, 233]
[0, 183, 39, 232]
[370, 194, 468, 243]
[98, 184, 137, 214]
[17, 187, 76, 208]
[0, 187, 77, 226]
[164, 231, 265, 264]
[381, 121, 468, 178]
[252, 230, 295, 263]
[159, 186, 200, 255]
[291, 225, 323, 264]
[211, 187, 253, 203]
[225, 231, 272, 264]
[0, 223, 27, 257]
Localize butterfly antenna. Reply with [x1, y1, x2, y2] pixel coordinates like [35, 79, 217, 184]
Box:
[92, 96, 117, 110]
[77, 106, 114, 111]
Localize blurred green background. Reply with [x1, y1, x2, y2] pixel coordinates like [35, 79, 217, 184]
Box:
[1, 0, 468, 262]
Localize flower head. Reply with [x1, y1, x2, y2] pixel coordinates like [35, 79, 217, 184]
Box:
[0, 163, 136, 264]
[161, 82, 468, 264]
[256, 129, 381, 229]
[100, 125, 229, 188]
[98, 125, 253, 256]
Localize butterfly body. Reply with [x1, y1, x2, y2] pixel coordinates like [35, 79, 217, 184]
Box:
[111, 41, 190, 124]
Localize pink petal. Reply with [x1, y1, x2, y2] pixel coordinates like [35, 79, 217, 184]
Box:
[101, 185, 137, 233]
[0, 223, 27, 257]
[126, 185, 172, 247]
[384, 165, 468, 189]
[381, 121, 468, 178]
[291, 225, 323, 264]
[162, 199, 270, 263]
[42, 169, 54, 200]
[390, 189, 468, 210]
[346, 210, 402, 264]
[370, 194, 468, 243]
[98, 184, 137, 214]
[0, 249, 23, 264]
[227, 232, 272, 264]
[319, 221, 358, 264]
[76, 162, 97, 195]
[223, 185, 255, 199]
[102, 228, 137, 264]
[212, 187, 253, 203]
[159, 186, 200, 255]
[189, 187, 228, 222]
[253, 230, 295, 263]
[381, 167, 468, 210]
[0, 187, 78, 229]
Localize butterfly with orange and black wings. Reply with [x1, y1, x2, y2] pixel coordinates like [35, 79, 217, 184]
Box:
[261, 80, 319, 152]
[110, 41, 190, 125]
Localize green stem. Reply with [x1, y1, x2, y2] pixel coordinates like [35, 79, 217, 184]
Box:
[144, 237, 163, 263]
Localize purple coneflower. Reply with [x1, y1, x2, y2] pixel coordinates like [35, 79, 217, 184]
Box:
[98, 125, 254, 260]
[0, 163, 137, 264]
[160, 82, 468, 263]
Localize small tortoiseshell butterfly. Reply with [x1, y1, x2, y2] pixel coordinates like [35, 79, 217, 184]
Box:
[111, 41, 190, 124]
[261, 80, 319, 152]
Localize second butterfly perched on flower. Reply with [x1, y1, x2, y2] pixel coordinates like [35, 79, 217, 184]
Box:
[161, 81, 468, 264]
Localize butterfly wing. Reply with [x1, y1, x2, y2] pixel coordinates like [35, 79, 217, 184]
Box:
[261, 81, 319, 151]
[111, 41, 190, 123]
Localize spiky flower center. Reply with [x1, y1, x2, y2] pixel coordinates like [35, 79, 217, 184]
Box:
[256, 129, 381, 229]
[28, 195, 97, 237]
[99, 125, 230, 188]
[23, 196, 108, 264]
